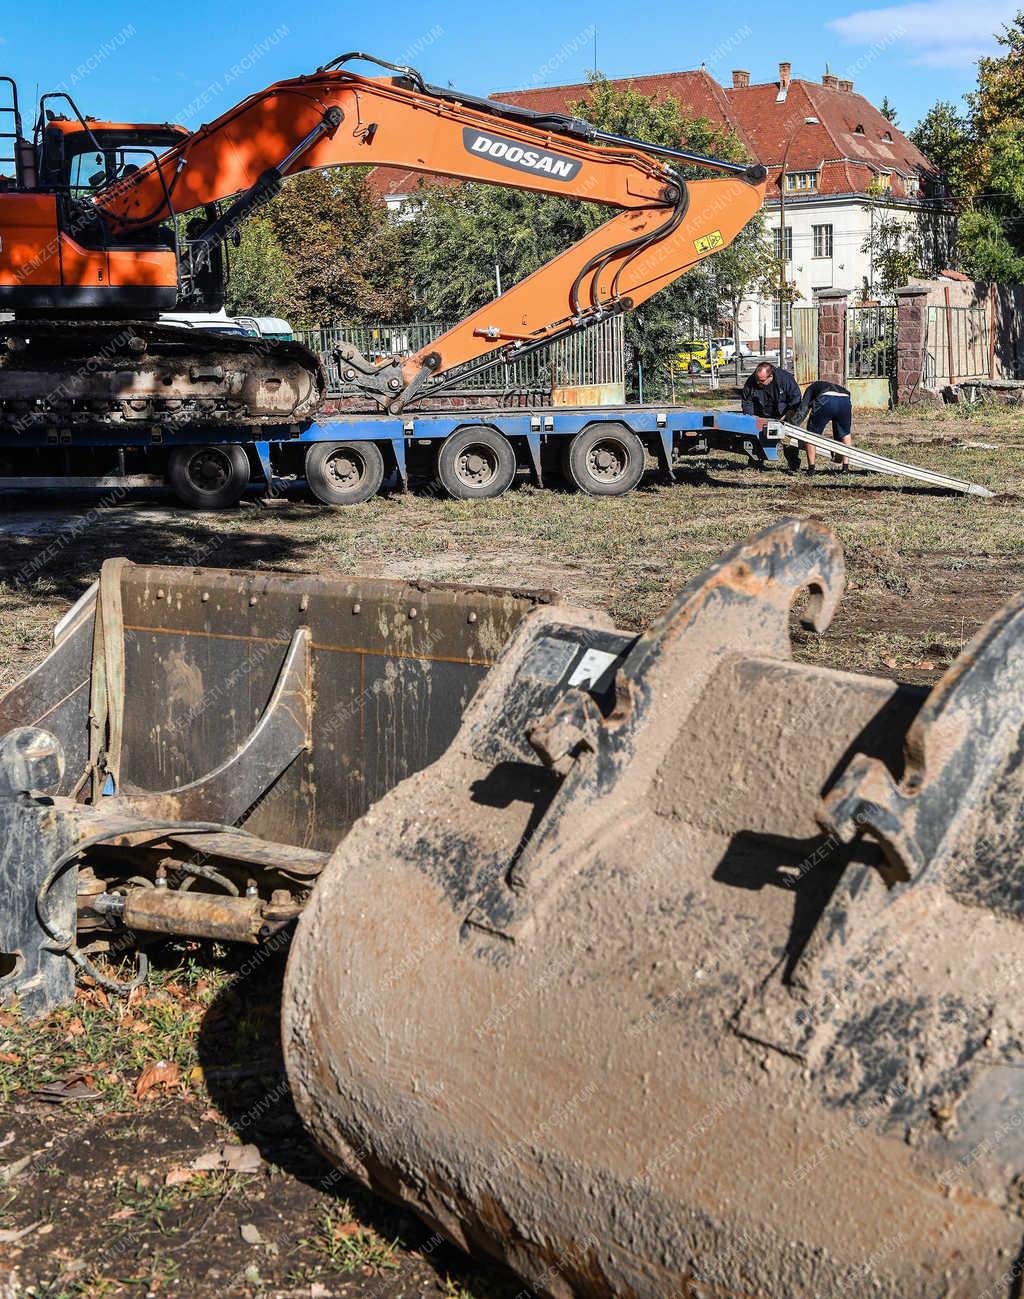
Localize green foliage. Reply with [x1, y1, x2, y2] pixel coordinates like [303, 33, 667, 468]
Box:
[955, 208, 1024, 281]
[909, 101, 976, 198]
[861, 208, 926, 292]
[911, 12, 1024, 281]
[225, 169, 410, 326]
[879, 96, 900, 126]
[223, 215, 294, 318]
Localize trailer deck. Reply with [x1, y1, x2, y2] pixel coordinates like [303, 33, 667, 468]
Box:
[0, 405, 992, 503]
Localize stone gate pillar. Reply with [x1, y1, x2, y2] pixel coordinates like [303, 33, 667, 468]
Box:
[894, 285, 931, 404]
[814, 288, 849, 385]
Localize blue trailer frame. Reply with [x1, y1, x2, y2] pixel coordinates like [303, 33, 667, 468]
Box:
[0, 405, 785, 499]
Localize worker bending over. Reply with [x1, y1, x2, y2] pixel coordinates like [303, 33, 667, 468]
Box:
[740, 362, 803, 469]
[790, 380, 854, 474]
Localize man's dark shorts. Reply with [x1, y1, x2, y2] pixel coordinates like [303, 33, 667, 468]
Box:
[808, 394, 853, 440]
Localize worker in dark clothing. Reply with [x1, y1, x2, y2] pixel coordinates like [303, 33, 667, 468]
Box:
[740, 362, 803, 468]
[790, 379, 854, 473]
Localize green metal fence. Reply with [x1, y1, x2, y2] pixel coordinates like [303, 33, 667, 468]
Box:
[296, 317, 626, 397]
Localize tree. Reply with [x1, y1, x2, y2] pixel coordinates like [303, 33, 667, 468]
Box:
[879, 96, 900, 126]
[909, 101, 976, 199]
[862, 207, 926, 292]
[955, 208, 1024, 281]
[272, 168, 411, 326]
[224, 215, 294, 318]
[220, 168, 410, 326]
[909, 12, 1024, 282]
[404, 76, 765, 399]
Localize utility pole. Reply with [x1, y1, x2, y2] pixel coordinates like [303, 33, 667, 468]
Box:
[777, 116, 818, 371]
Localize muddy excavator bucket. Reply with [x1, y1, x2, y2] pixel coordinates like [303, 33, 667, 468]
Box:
[283, 519, 1024, 1299]
[3, 521, 1023, 1296]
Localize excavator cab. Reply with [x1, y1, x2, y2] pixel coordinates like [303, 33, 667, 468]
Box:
[0, 80, 225, 313]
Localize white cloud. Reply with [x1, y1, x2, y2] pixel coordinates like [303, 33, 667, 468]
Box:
[829, 1, 1017, 69]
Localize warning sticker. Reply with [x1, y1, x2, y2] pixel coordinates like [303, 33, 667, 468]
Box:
[694, 230, 724, 255]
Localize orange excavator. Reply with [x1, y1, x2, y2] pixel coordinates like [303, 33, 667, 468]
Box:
[0, 54, 765, 428]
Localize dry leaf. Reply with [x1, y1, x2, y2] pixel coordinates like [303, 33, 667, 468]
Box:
[65, 1017, 86, 1038]
[130, 1021, 153, 1035]
[881, 656, 898, 669]
[164, 1168, 196, 1187]
[0, 1053, 21, 1065]
[0, 1221, 41, 1243]
[110, 1206, 135, 1220]
[240, 1223, 263, 1245]
[135, 1060, 180, 1101]
[916, 659, 936, 670]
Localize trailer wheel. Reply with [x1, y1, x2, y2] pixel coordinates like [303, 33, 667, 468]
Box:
[305, 441, 385, 506]
[167, 444, 250, 509]
[436, 427, 516, 500]
[562, 424, 646, 496]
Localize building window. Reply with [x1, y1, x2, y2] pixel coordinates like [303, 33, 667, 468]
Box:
[812, 224, 834, 258]
[773, 227, 794, 261]
[785, 171, 818, 191]
[771, 301, 793, 331]
[906, 175, 920, 197]
[875, 172, 892, 191]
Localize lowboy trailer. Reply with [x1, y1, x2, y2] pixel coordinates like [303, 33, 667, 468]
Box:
[0, 405, 991, 507]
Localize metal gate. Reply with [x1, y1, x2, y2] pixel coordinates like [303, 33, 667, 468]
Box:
[925, 305, 989, 384]
[297, 316, 626, 398]
[846, 304, 897, 379]
[791, 307, 819, 384]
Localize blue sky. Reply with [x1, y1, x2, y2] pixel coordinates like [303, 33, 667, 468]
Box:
[0, 0, 1015, 135]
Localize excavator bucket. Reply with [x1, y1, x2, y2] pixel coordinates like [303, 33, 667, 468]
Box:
[3, 521, 1024, 1296]
[283, 519, 1024, 1299]
[0, 563, 550, 1015]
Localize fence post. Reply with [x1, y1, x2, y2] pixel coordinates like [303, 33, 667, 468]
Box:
[814, 288, 849, 385]
[893, 285, 931, 404]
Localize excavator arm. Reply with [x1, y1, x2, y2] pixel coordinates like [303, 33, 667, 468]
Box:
[95, 54, 766, 409]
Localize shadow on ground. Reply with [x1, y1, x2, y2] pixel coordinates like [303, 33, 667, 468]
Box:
[197, 934, 523, 1298]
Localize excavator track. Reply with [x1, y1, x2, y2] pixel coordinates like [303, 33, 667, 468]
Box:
[0, 320, 326, 432]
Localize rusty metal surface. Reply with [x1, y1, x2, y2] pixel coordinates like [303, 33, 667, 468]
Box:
[119, 888, 268, 943]
[284, 519, 1024, 1299]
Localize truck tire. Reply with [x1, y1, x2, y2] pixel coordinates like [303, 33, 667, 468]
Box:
[435, 427, 516, 500]
[561, 423, 646, 496]
[305, 441, 385, 506]
[167, 444, 251, 509]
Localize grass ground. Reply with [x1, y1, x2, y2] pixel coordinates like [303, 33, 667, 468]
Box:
[0, 402, 1021, 1297]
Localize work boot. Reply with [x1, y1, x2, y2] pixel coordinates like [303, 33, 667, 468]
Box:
[803, 464, 816, 476]
[784, 448, 801, 472]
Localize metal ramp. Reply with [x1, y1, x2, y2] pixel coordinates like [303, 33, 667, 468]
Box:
[772, 420, 994, 497]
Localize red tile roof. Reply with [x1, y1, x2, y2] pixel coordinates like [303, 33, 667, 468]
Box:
[367, 67, 938, 203]
[494, 69, 754, 154]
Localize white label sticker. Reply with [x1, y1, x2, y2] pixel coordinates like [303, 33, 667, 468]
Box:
[568, 648, 619, 691]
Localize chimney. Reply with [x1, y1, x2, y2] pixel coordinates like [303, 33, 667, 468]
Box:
[839, 78, 854, 92]
[823, 71, 839, 90]
[779, 61, 791, 89]
[732, 70, 750, 88]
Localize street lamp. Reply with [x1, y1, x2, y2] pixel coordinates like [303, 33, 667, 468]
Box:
[777, 116, 819, 371]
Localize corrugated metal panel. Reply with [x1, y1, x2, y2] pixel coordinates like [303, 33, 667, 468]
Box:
[792, 307, 819, 384]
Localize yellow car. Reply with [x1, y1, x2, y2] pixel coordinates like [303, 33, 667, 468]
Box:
[675, 341, 727, 373]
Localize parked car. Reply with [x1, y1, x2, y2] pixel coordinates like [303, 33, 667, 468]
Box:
[712, 337, 754, 364]
[675, 340, 727, 373]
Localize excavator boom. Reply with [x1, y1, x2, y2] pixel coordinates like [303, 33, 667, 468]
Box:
[94, 54, 765, 403]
